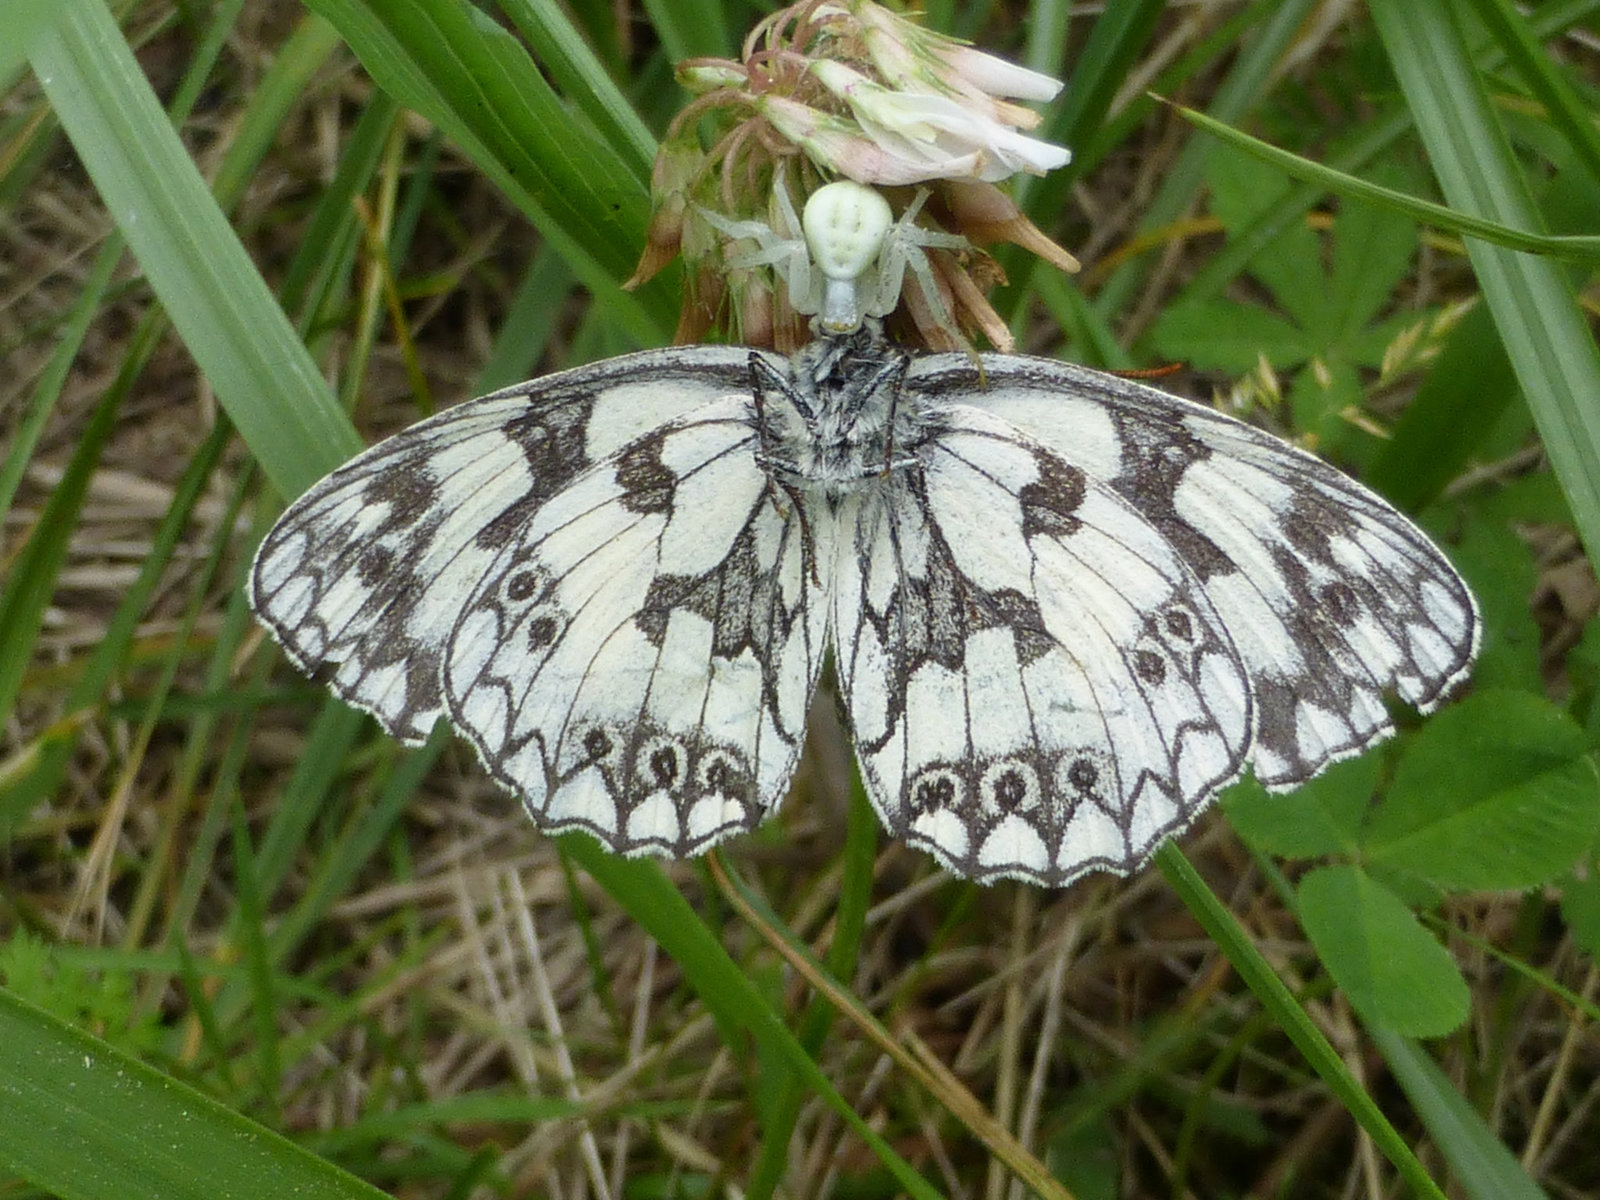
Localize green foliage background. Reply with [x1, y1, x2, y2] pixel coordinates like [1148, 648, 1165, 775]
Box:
[3, 1, 1599, 1197]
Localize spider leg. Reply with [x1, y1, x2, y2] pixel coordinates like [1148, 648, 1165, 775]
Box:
[866, 234, 908, 319]
[696, 208, 776, 242]
[899, 241, 958, 331]
[698, 205, 820, 315]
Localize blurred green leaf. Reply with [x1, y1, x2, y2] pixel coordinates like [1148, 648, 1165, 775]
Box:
[1153, 299, 1313, 369]
[1368, 303, 1520, 510]
[1445, 518, 1543, 693]
[1298, 864, 1469, 1036]
[1150, 147, 1421, 456]
[1365, 691, 1600, 890]
[1560, 855, 1600, 958]
[1045, 1111, 1120, 1200]
[1224, 754, 1378, 859]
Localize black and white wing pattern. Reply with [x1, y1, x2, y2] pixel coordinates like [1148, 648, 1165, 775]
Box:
[442, 398, 830, 855]
[249, 346, 754, 743]
[833, 405, 1254, 885]
[912, 355, 1481, 791]
[250, 323, 1480, 887]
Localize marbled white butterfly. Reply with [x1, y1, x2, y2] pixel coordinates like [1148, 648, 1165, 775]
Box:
[249, 186, 1479, 886]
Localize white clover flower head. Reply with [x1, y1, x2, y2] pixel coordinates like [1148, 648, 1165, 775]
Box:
[629, 0, 1079, 351]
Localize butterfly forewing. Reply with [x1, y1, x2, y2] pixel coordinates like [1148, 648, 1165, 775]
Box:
[249, 347, 755, 743]
[914, 356, 1481, 789]
[834, 406, 1254, 885]
[443, 398, 830, 856]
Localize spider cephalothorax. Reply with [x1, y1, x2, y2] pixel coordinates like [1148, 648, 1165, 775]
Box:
[701, 179, 970, 336]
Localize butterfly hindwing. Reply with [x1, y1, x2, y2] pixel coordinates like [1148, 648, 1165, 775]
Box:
[916, 356, 1481, 789]
[248, 347, 755, 743]
[833, 405, 1254, 886]
[443, 397, 831, 856]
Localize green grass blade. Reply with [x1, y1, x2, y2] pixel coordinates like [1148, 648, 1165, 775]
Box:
[0, 989, 388, 1200]
[279, 92, 399, 323]
[4, 0, 55, 82]
[636, 0, 731, 62]
[474, 243, 577, 391]
[1001, 0, 1165, 299]
[1370, 1029, 1553, 1200]
[1085, 0, 1325, 321]
[211, 15, 345, 208]
[1173, 103, 1600, 263]
[27, 2, 362, 500]
[748, 769, 880, 1199]
[497, 0, 656, 173]
[1467, 0, 1600, 187]
[0, 379, 122, 733]
[1369, 0, 1600, 572]
[303, 0, 673, 343]
[1156, 843, 1448, 1199]
[0, 234, 122, 531]
[4, 6, 339, 824]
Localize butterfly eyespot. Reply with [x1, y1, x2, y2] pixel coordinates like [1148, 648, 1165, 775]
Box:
[982, 761, 1039, 815]
[1065, 757, 1100, 795]
[527, 612, 562, 650]
[1133, 648, 1167, 686]
[504, 569, 551, 603]
[641, 739, 685, 789]
[908, 768, 962, 816]
[581, 728, 615, 762]
[1161, 608, 1195, 644]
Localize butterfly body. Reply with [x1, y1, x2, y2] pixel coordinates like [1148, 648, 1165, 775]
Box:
[251, 330, 1478, 885]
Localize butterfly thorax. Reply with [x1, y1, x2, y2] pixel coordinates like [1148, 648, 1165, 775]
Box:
[750, 325, 931, 499]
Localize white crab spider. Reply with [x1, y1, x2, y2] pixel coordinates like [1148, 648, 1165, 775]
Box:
[700, 179, 969, 334]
